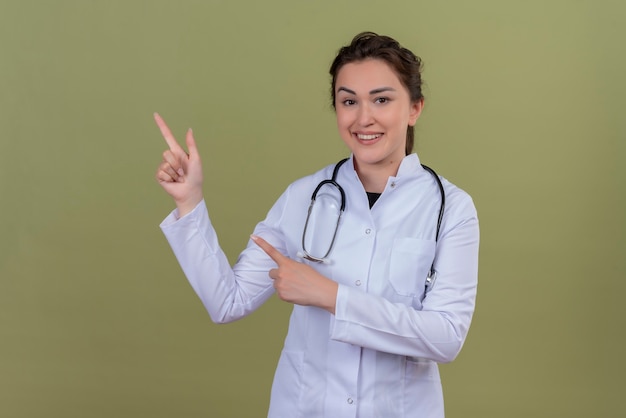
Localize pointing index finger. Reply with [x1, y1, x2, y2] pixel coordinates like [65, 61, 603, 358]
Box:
[251, 235, 288, 265]
[154, 112, 183, 153]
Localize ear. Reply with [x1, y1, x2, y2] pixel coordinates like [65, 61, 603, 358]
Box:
[408, 98, 424, 126]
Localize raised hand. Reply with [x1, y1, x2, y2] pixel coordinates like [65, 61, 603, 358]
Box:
[154, 113, 204, 216]
[250, 235, 338, 314]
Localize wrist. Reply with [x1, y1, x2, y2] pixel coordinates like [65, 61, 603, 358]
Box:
[321, 280, 338, 315]
[176, 194, 203, 217]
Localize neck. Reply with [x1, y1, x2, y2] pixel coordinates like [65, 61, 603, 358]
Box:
[354, 158, 402, 193]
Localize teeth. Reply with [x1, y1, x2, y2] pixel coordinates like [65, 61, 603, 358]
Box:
[357, 134, 381, 140]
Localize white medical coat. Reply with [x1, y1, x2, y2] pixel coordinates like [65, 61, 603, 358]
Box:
[160, 153, 479, 417]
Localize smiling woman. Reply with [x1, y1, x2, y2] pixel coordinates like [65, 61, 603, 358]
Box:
[334, 59, 423, 192]
[155, 32, 479, 418]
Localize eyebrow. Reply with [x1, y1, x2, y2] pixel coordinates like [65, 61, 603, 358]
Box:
[337, 86, 397, 95]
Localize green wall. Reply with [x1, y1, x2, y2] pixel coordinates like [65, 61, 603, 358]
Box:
[1, 1, 624, 417]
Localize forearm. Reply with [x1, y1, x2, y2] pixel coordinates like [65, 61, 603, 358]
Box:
[331, 284, 475, 362]
[161, 200, 274, 322]
[331, 213, 479, 362]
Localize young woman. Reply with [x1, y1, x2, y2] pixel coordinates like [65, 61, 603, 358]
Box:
[155, 32, 479, 418]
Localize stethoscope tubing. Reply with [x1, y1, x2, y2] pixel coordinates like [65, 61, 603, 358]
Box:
[302, 157, 446, 293]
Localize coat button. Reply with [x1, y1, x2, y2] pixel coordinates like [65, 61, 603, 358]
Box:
[365, 228, 371, 235]
[347, 398, 354, 404]
[355, 280, 361, 286]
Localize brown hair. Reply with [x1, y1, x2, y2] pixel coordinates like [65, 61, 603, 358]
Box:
[329, 32, 424, 155]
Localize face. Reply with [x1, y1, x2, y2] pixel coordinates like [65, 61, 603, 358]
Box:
[334, 59, 423, 173]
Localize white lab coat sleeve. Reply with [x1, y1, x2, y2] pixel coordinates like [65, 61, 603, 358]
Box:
[160, 198, 286, 324]
[330, 193, 479, 363]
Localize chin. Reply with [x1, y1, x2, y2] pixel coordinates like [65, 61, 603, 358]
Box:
[353, 155, 387, 167]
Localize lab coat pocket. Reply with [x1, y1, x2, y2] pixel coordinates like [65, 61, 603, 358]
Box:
[388, 238, 435, 297]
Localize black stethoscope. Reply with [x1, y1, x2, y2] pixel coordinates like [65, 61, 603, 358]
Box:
[298, 158, 445, 293]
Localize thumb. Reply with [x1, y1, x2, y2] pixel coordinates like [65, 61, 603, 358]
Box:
[186, 128, 200, 158]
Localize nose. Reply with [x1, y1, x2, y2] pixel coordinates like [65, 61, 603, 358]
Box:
[357, 103, 374, 126]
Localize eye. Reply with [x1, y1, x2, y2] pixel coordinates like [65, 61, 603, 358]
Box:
[341, 99, 356, 106]
[375, 97, 390, 104]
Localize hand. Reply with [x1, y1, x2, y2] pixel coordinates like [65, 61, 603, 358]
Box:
[250, 235, 338, 314]
[154, 113, 204, 216]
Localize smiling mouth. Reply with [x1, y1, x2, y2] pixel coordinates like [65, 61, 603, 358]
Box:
[356, 133, 382, 141]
